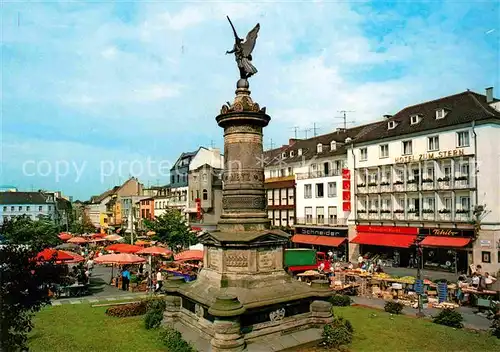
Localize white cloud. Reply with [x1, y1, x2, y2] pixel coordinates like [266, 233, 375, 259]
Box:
[101, 46, 118, 59]
[132, 84, 182, 101]
[164, 6, 206, 31]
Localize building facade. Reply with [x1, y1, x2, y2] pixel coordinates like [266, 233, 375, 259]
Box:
[0, 191, 71, 227]
[347, 89, 500, 274]
[87, 177, 143, 232]
[187, 163, 223, 230]
[120, 195, 149, 234]
[139, 198, 155, 225]
[264, 139, 301, 229]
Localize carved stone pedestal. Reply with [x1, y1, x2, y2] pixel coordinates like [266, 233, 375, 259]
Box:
[209, 296, 246, 352]
[163, 295, 181, 326]
[311, 300, 334, 325]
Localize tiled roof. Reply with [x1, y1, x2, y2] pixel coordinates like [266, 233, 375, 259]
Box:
[264, 90, 499, 166]
[264, 123, 379, 167]
[90, 186, 120, 203]
[355, 90, 500, 144]
[0, 192, 54, 205]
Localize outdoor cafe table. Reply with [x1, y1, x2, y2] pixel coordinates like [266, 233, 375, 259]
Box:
[56, 283, 89, 298]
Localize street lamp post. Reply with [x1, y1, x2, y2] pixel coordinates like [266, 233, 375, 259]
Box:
[416, 239, 425, 318]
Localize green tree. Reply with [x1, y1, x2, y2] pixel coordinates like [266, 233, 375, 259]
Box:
[70, 212, 96, 234]
[0, 218, 66, 351]
[144, 209, 197, 250]
[1, 215, 61, 249]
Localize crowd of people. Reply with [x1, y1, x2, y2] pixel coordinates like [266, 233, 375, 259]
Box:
[113, 265, 165, 293]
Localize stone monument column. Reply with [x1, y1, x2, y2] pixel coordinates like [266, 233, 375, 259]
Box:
[216, 79, 271, 233]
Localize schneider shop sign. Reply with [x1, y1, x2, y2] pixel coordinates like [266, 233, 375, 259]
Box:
[395, 148, 465, 163]
[295, 226, 348, 237]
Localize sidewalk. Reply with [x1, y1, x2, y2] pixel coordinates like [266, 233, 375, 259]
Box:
[51, 292, 150, 306]
[351, 296, 492, 331]
[383, 267, 459, 282]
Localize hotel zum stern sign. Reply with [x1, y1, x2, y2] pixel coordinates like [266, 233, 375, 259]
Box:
[395, 148, 465, 163]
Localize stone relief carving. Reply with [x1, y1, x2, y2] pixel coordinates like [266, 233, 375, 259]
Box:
[258, 251, 274, 269]
[223, 197, 265, 209]
[208, 247, 220, 270]
[224, 171, 264, 184]
[269, 308, 286, 322]
[195, 304, 204, 318]
[225, 125, 261, 134]
[252, 197, 266, 209]
[225, 251, 249, 267]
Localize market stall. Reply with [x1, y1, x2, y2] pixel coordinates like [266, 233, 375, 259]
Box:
[329, 267, 497, 310]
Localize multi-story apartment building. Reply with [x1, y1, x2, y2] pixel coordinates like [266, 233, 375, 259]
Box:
[87, 177, 143, 232]
[162, 147, 223, 217]
[347, 88, 500, 274]
[187, 164, 223, 231]
[264, 137, 354, 251]
[154, 195, 169, 218]
[121, 195, 149, 234]
[264, 139, 300, 229]
[139, 197, 155, 224]
[167, 150, 196, 212]
[0, 191, 72, 227]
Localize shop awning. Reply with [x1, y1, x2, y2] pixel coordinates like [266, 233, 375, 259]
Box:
[419, 236, 471, 248]
[291, 234, 347, 247]
[351, 233, 417, 248]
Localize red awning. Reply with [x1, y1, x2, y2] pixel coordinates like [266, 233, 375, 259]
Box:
[420, 236, 471, 248]
[291, 234, 347, 247]
[351, 233, 417, 248]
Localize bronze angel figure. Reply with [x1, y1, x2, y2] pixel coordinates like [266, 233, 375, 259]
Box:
[225, 16, 260, 80]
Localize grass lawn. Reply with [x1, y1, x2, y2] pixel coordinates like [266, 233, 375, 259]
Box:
[333, 306, 500, 352]
[29, 303, 500, 352]
[29, 302, 165, 352]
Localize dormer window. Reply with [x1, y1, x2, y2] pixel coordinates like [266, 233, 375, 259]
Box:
[282, 152, 287, 159]
[435, 109, 447, 119]
[388, 121, 396, 130]
[290, 150, 295, 157]
[317, 144, 323, 153]
[330, 141, 337, 151]
[410, 114, 421, 125]
[298, 148, 303, 156]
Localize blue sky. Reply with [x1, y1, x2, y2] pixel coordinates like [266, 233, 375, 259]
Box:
[2, 0, 499, 200]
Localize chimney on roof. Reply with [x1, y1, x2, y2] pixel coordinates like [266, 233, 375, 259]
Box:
[486, 87, 494, 103]
[289, 138, 297, 146]
[383, 114, 393, 119]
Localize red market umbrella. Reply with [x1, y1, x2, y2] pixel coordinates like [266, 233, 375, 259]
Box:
[58, 233, 73, 241]
[37, 248, 74, 262]
[91, 233, 106, 239]
[94, 253, 146, 265]
[137, 246, 172, 256]
[105, 244, 142, 254]
[105, 234, 123, 242]
[174, 250, 203, 262]
[67, 236, 88, 244]
[59, 250, 85, 263]
[135, 240, 150, 246]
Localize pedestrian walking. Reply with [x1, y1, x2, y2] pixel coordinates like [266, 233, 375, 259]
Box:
[121, 268, 130, 291]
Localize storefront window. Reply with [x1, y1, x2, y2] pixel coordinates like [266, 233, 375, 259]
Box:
[423, 248, 464, 273]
